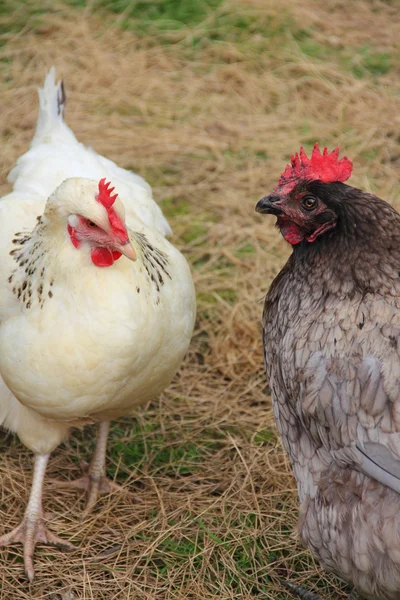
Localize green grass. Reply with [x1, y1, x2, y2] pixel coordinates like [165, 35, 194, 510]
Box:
[67, 418, 230, 480]
[160, 196, 191, 218]
[350, 46, 392, 77]
[253, 428, 276, 445]
[218, 288, 237, 303]
[109, 424, 205, 477]
[0, 0, 395, 86]
[67, 0, 224, 29]
[0, 0, 47, 42]
[295, 30, 393, 78]
[197, 288, 237, 308]
[128, 510, 290, 597]
[182, 223, 208, 244]
[235, 242, 256, 257]
[297, 38, 332, 61]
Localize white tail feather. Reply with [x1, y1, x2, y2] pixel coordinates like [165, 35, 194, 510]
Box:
[8, 67, 77, 186]
[31, 67, 68, 146]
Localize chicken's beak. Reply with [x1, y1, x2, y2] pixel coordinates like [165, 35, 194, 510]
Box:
[118, 241, 137, 261]
[255, 195, 283, 215]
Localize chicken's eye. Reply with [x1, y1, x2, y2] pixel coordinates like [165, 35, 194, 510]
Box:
[302, 196, 318, 211]
[86, 220, 97, 228]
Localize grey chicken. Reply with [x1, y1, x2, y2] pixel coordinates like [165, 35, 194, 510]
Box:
[256, 144, 400, 600]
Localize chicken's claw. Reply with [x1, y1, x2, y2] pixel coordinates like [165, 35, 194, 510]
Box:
[284, 581, 325, 600]
[49, 422, 141, 518]
[49, 466, 141, 520]
[0, 516, 74, 582]
[284, 581, 360, 600]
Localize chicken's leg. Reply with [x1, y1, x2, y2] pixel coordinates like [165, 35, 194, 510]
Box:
[284, 581, 361, 600]
[78, 420, 116, 518]
[284, 581, 325, 599]
[0, 454, 74, 582]
[54, 421, 127, 518]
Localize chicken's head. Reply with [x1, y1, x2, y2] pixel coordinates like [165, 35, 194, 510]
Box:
[44, 177, 136, 267]
[256, 143, 353, 245]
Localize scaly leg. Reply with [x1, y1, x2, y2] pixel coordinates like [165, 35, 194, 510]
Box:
[0, 454, 74, 582]
[79, 420, 114, 518]
[53, 421, 129, 518]
[284, 581, 361, 600]
[284, 581, 326, 599]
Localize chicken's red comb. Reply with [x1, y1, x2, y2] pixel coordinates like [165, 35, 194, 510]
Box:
[276, 143, 353, 194]
[96, 178, 129, 243]
[97, 178, 118, 208]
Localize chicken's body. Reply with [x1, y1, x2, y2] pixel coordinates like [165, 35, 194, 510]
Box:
[258, 147, 400, 600]
[0, 69, 196, 580]
[0, 203, 193, 452]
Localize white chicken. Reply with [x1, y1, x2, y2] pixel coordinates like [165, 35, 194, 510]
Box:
[0, 68, 196, 581]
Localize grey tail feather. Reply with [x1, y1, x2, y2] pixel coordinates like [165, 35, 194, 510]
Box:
[57, 80, 67, 116]
[284, 581, 326, 600]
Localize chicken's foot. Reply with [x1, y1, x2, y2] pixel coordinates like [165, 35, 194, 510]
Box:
[50, 421, 136, 518]
[0, 454, 74, 582]
[284, 581, 361, 600]
[57, 465, 127, 520]
[284, 581, 326, 600]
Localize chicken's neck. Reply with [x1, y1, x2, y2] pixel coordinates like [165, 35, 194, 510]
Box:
[8, 217, 172, 312]
[291, 192, 400, 298]
[8, 216, 93, 311]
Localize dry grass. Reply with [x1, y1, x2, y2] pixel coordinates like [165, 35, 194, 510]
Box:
[0, 0, 399, 598]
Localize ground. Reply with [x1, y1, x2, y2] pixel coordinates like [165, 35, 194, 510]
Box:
[0, 1, 399, 599]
